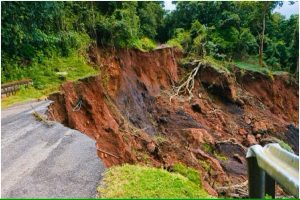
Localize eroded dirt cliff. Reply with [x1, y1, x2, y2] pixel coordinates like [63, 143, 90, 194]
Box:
[48, 46, 299, 197]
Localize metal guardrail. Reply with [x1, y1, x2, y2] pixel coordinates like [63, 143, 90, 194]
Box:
[1, 79, 32, 97]
[247, 143, 299, 198]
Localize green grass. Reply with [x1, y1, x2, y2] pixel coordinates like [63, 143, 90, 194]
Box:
[202, 143, 214, 154]
[203, 56, 231, 74]
[173, 163, 202, 187]
[233, 56, 287, 77]
[199, 160, 211, 172]
[214, 152, 228, 161]
[1, 86, 58, 107]
[2, 52, 98, 107]
[97, 164, 210, 198]
[234, 60, 272, 75]
[131, 37, 157, 51]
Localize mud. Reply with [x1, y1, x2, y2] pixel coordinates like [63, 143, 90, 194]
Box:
[48, 46, 299, 197]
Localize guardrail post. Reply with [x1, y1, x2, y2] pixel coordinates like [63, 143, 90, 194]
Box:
[247, 156, 265, 198]
[265, 173, 275, 198]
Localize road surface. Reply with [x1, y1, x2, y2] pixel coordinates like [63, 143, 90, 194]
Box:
[1, 100, 105, 198]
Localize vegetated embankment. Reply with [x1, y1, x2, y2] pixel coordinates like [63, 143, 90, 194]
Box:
[48, 46, 298, 197]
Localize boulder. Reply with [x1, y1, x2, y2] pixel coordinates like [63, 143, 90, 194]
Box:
[246, 134, 257, 146]
[183, 128, 215, 145]
[252, 121, 268, 134]
[239, 128, 247, 135]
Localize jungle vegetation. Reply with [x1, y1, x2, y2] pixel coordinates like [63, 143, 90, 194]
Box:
[1, 1, 298, 85]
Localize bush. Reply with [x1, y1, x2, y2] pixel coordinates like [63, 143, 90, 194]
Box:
[131, 37, 157, 51]
[167, 28, 191, 51]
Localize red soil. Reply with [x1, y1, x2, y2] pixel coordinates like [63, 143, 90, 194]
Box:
[48, 46, 298, 197]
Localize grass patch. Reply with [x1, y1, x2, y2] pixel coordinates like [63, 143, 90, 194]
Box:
[98, 164, 209, 198]
[153, 134, 167, 144]
[202, 143, 214, 154]
[173, 163, 202, 187]
[233, 56, 287, 77]
[203, 56, 231, 74]
[2, 52, 98, 107]
[214, 152, 228, 161]
[1, 86, 58, 107]
[199, 160, 211, 172]
[234, 60, 271, 75]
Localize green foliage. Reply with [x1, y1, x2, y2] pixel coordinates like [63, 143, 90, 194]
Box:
[235, 60, 271, 75]
[173, 163, 202, 187]
[130, 37, 157, 51]
[162, 1, 298, 73]
[214, 152, 228, 161]
[1, 1, 298, 107]
[265, 194, 272, 199]
[153, 134, 167, 144]
[137, 2, 165, 40]
[199, 160, 211, 172]
[167, 28, 191, 51]
[1, 1, 165, 85]
[202, 143, 214, 154]
[2, 52, 98, 107]
[97, 164, 209, 198]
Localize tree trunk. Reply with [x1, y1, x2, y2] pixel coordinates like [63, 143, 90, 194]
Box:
[259, 13, 265, 67]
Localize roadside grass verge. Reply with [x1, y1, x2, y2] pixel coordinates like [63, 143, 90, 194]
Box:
[2, 52, 98, 108]
[97, 164, 210, 198]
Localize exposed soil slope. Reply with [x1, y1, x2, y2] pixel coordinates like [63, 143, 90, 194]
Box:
[48, 46, 299, 197]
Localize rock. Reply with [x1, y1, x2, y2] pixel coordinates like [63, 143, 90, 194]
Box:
[247, 134, 257, 146]
[244, 116, 251, 124]
[233, 154, 245, 164]
[184, 128, 215, 145]
[146, 142, 156, 153]
[190, 148, 228, 183]
[202, 181, 218, 197]
[158, 116, 168, 124]
[191, 103, 202, 113]
[56, 71, 67, 81]
[58, 75, 66, 81]
[235, 98, 245, 106]
[285, 124, 299, 154]
[255, 134, 262, 139]
[252, 121, 268, 134]
[239, 128, 247, 135]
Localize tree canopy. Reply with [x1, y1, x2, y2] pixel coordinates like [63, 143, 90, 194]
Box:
[1, 1, 299, 83]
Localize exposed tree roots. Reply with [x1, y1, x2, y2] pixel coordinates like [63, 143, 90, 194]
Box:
[170, 60, 205, 102]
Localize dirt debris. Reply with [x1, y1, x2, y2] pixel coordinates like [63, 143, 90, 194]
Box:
[48, 46, 298, 197]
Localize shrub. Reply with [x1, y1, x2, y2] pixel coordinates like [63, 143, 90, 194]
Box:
[131, 37, 157, 51]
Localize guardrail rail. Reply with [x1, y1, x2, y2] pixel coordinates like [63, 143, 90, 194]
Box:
[1, 79, 32, 97]
[247, 143, 299, 198]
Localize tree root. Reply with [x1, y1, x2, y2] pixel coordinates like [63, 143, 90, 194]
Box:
[170, 60, 205, 102]
[216, 181, 248, 198]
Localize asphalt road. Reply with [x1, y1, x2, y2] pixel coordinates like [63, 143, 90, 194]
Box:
[1, 100, 105, 198]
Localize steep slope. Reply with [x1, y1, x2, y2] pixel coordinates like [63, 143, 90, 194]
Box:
[48, 46, 298, 197]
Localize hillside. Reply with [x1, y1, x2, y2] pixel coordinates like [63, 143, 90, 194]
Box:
[1, 1, 299, 198]
[48, 46, 298, 197]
